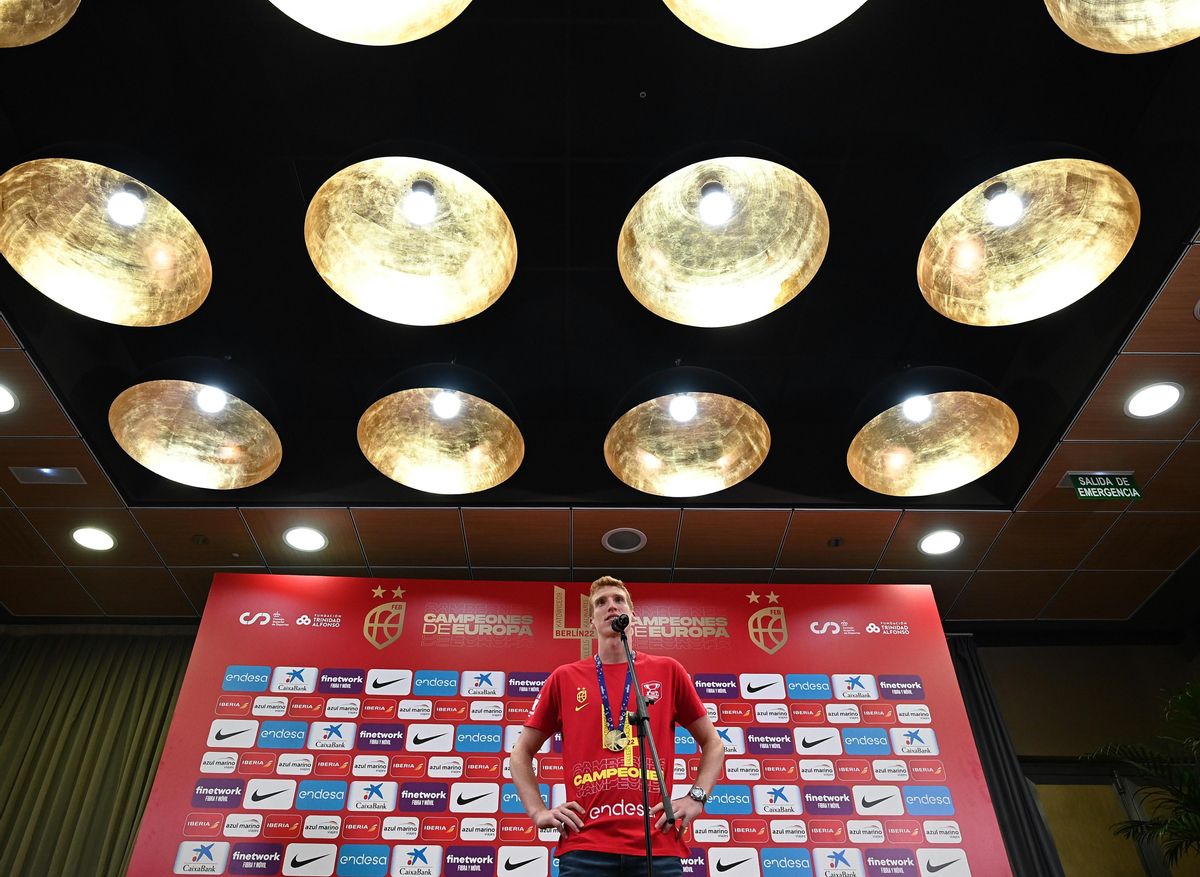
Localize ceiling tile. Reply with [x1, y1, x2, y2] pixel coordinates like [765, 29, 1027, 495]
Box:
[1124, 246, 1200, 353]
[1082, 512, 1200, 570]
[869, 570, 972, 615]
[1040, 570, 1170, 620]
[241, 508, 366, 567]
[0, 317, 17, 349]
[472, 568, 570, 582]
[0, 351, 75, 437]
[1065, 355, 1200, 441]
[372, 567, 471, 581]
[71, 567, 196, 616]
[572, 508, 681, 568]
[777, 510, 900, 568]
[462, 509, 569, 567]
[771, 569, 874, 584]
[133, 508, 263, 566]
[0, 508, 59, 564]
[1018, 441, 1175, 512]
[0, 567, 101, 616]
[352, 508, 467, 567]
[947, 571, 1071, 620]
[980, 512, 1119, 570]
[23, 508, 161, 566]
[1138, 443, 1200, 511]
[172, 566, 268, 611]
[676, 509, 790, 568]
[263, 567, 373, 579]
[673, 569, 773, 584]
[571, 569, 672, 584]
[878, 511, 1009, 570]
[0, 438, 123, 507]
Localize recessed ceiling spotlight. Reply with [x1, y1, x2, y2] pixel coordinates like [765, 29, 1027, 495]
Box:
[1124, 382, 1183, 418]
[265, 0, 473, 45]
[602, 527, 648, 554]
[283, 526, 328, 552]
[195, 386, 228, 414]
[901, 395, 932, 422]
[668, 394, 698, 423]
[0, 384, 17, 413]
[403, 180, 438, 225]
[697, 181, 733, 226]
[983, 182, 1023, 227]
[106, 183, 147, 227]
[431, 390, 462, 419]
[72, 526, 115, 551]
[918, 529, 962, 555]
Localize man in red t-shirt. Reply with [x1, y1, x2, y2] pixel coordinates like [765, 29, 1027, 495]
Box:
[511, 576, 724, 876]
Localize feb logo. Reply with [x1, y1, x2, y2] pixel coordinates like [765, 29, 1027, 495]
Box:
[748, 606, 787, 656]
[364, 597, 407, 650]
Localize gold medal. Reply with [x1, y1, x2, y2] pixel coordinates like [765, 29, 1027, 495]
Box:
[604, 729, 628, 751]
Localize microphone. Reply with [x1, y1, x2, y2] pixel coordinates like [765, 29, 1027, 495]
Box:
[610, 614, 630, 633]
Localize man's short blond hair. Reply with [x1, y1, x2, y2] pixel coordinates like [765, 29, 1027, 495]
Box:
[589, 575, 635, 615]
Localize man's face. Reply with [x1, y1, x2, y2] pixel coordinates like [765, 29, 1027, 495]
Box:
[591, 585, 634, 637]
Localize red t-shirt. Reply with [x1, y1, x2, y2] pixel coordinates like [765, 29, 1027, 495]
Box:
[524, 652, 706, 857]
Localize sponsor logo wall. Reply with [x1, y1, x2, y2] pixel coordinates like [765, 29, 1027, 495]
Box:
[128, 576, 1010, 876]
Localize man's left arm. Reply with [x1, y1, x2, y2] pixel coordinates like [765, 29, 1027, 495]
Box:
[652, 714, 723, 833]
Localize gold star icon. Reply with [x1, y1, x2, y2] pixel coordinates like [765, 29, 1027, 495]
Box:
[371, 586, 385, 598]
[391, 586, 405, 598]
[747, 591, 761, 604]
[766, 591, 780, 604]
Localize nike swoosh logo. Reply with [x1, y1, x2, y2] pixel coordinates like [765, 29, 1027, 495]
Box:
[289, 854, 329, 869]
[250, 788, 287, 802]
[504, 857, 539, 871]
[746, 681, 778, 693]
[412, 732, 447, 746]
[456, 792, 490, 805]
[860, 795, 893, 808]
[214, 728, 250, 741]
[801, 735, 834, 748]
[574, 702, 588, 711]
[371, 677, 405, 689]
[927, 859, 960, 873]
[715, 859, 750, 873]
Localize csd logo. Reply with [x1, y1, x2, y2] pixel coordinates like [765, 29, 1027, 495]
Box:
[809, 621, 842, 635]
[239, 612, 270, 625]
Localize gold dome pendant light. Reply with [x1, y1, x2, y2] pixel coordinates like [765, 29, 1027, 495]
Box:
[662, 0, 870, 48]
[110, 380, 282, 490]
[0, 158, 212, 326]
[0, 0, 80, 48]
[265, 0, 472, 45]
[604, 369, 770, 497]
[358, 386, 524, 495]
[917, 158, 1139, 326]
[846, 369, 1018, 497]
[1046, 0, 1200, 53]
[305, 157, 517, 326]
[618, 157, 829, 328]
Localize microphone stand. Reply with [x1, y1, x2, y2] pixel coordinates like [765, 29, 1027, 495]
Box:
[618, 624, 673, 877]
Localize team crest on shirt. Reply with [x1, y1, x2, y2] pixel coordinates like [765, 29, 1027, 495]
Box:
[643, 681, 662, 703]
[576, 687, 588, 708]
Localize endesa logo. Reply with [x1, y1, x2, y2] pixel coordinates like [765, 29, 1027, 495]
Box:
[704, 784, 753, 815]
[786, 675, 832, 700]
[336, 844, 389, 877]
[257, 720, 307, 750]
[222, 666, 270, 693]
[456, 725, 502, 753]
[413, 670, 459, 697]
[902, 785, 954, 816]
[762, 847, 812, 877]
[295, 780, 347, 812]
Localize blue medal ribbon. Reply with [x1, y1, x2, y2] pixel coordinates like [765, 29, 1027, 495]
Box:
[594, 654, 633, 748]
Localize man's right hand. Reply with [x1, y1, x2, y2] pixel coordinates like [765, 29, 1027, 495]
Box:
[532, 801, 586, 834]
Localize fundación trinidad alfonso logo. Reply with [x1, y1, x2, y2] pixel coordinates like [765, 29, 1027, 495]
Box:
[363, 584, 407, 650]
[746, 590, 788, 656]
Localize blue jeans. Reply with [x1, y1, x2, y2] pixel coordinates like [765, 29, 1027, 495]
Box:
[558, 850, 682, 877]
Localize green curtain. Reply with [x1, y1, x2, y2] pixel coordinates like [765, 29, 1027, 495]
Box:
[0, 631, 193, 877]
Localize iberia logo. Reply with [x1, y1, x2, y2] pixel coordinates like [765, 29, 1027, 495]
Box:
[363, 585, 407, 650]
[745, 591, 788, 656]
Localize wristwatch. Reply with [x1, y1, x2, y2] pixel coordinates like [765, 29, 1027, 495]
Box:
[687, 786, 709, 804]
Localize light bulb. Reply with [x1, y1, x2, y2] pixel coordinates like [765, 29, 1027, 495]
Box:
[984, 185, 1023, 227]
[107, 188, 146, 226]
[669, 394, 698, 423]
[403, 180, 437, 225]
[283, 527, 327, 552]
[0, 384, 16, 413]
[698, 181, 733, 226]
[901, 395, 932, 422]
[1125, 383, 1182, 418]
[196, 387, 227, 413]
[72, 527, 116, 551]
[432, 391, 461, 419]
[918, 530, 962, 555]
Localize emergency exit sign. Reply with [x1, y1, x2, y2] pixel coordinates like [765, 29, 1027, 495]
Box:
[1069, 473, 1142, 500]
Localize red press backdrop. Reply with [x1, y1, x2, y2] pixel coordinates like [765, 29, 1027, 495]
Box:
[127, 574, 1010, 877]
